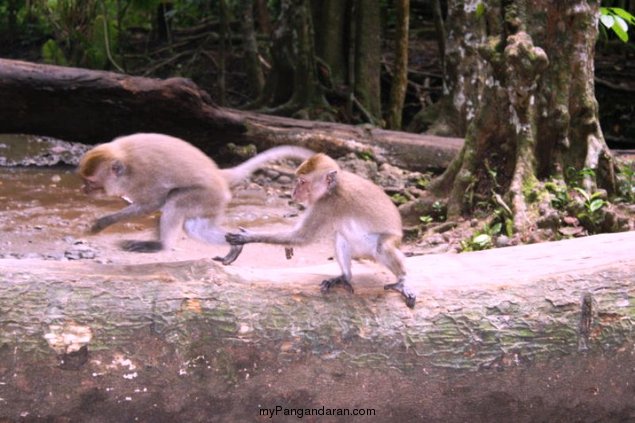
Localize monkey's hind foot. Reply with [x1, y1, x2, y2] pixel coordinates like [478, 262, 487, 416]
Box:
[320, 276, 354, 294]
[213, 244, 244, 266]
[120, 240, 163, 253]
[384, 281, 416, 309]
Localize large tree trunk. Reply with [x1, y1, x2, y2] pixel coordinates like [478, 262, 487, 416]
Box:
[429, 0, 617, 237]
[0, 231, 633, 420]
[313, 0, 349, 86]
[353, 0, 382, 122]
[0, 58, 461, 171]
[386, 0, 410, 130]
[252, 0, 327, 117]
[239, 0, 265, 99]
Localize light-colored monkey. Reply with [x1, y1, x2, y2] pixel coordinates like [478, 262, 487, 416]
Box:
[224, 153, 416, 308]
[78, 132, 313, 259]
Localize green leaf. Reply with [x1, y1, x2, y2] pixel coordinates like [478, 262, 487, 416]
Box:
[41, 39, 67, 66]
[600, 14, 615, 29]
[476, 3, 485, 18]
[490, 222, 502, 235]
[419, 215, 433, 224]
[573, 187, 591, 202]
[613, 25, 629, 42]
[473, 234, 491, 247]
[505, 219, 514, 238]
[589, 199, 606, 213]
[609, 7, 635, 24]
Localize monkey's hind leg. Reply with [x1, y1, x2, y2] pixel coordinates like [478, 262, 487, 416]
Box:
[376, 238, 416, 308]
[384, 279, 416, 309]
[320, 275, 354, 294]
[321, 234, 355, 294]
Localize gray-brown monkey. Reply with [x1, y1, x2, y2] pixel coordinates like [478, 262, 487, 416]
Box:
[78, 132, 313, 257]
[224, 153, 416, 308]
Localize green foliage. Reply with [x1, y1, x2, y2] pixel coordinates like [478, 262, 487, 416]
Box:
[600, 7, 635, 42]
[391, 193, 408, 205]
[415, 176, 429, 189]
[616, 163, 635, 203]
[460, 222, 502, 252]
[42, 39, 68, 65]
[419, 215, 433, 225]
[573, 187, 607, 233]
[356, 150, 375, 161]
[475, 3, 486, 19]
[419, 200, 446, 226]
[565, 166, 595, 188]
[36, 0, 121, 69]
[545, 181, 570, 211]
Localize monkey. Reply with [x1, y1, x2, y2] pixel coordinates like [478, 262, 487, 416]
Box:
[224, 153, 417, 308]
[78, 132, 313, 258]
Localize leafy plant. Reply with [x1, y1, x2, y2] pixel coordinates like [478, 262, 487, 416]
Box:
[357, 150, 375, 161]
[42, 39, 68, 65]
[432, 200, 446, 221]
[460, 222, 502, 252]
[545, 181, 570, 211]
[565, 166, 595, 189]
[419, 215, 433, 225]
[600, 7, 635, 42]
[415, 177, 429, 189]
[391, 193, 408, 205]
[617, 164, 635, 203]
[573, 187, 607, 233]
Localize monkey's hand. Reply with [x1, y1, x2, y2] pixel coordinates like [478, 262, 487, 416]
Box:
[90, 216, 115, 234]
[225, 229, 250, 245]
[213, 244, 244, 266]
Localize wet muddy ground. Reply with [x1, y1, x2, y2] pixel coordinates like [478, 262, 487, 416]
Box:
[0, 164, 336, 268]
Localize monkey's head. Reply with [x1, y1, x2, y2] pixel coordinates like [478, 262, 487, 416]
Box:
[78, 146, 126, 196]
[293, 154, 339, 205]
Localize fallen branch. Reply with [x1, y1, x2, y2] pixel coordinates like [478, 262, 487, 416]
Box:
[0, 58, 462, 172]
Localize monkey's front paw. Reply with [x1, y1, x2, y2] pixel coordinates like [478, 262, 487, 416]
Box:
[90, 218, 110, 234]
[213, 244, 244, 266]
[120, 240, 163, 253]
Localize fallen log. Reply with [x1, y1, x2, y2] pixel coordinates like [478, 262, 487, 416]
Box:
[0, 58, 462, 172]
[0, 231, 633, 421]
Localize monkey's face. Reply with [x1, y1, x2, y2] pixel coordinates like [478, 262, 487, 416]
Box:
[81, 176, 104, 195]
[79, 161, 118, 197]
[292, 177, 311, 205]
[293, 170, 336, 205]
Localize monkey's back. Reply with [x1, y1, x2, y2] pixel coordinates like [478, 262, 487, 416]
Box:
[111, 133, 228, 191]
[329, 170, 402, 238]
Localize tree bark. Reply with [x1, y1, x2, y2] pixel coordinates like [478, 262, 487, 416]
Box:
[0, 58, 461, 172]
[0, 231, 633, 420]
[240, 0, 265, 99]
[429, 0, 617, 237]
[313, 0, 349, 86]
[354, 0, 382, 122]
[386, 0, 410, 130]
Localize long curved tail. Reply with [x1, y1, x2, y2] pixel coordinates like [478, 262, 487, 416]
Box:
[220, 146, 314, 187]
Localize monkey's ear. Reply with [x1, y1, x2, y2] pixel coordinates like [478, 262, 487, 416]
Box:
[111, 160, 126, 177]
[325, 170, 338, 191]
